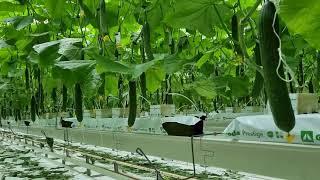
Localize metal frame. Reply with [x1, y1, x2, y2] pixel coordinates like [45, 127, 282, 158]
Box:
[189, 132, 224, 178]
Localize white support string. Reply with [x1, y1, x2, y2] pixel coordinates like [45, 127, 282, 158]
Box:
[272, 10, 297, 84]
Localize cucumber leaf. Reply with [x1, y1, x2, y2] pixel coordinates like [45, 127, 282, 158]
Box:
[280, 0, 320, 50]
[164, 0, 232, 37]
[52, 60, 96, 85]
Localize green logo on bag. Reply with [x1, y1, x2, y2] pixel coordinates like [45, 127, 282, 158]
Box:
[267, 131, 274, 138]
[301, 131, 314, 142]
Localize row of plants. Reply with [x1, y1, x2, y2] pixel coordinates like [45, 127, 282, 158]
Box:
[0, 0, 319, 129]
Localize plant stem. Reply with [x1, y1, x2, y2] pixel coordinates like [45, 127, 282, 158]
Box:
[241, 0, 262, 23]
[213, 4, 233, 43]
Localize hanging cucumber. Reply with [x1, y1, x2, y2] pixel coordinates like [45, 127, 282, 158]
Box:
[39, 83, 44, 114]
[128, 81, 137, 127]
[308, 79, 314, 93]
[31, 96, 36, 122]
[62, 85, 68, 112]
[75, 83, 83, 122]
[14, 109, 17, 122]
[316, 52, 320, 92]
[259, 1, 295, 132]
[232, 14, 244, 76]
[139, 45, 147, 110]
[25, 67, 29, 89]
[231, 14, 242, 55]
[9, 101, 12, 116]
[143, 22, 154, 60]
[51, 88, 57, 112]
[165, 30, 174, 104]
[118, 76, 123, 108]
[251, 43, 264, 98]
[99, 0, 108, 35]
[1, 105, 6, 120]
[51, 88, 57, 104]
[17, 109, 21, 121]
[98, 74, 105, 96]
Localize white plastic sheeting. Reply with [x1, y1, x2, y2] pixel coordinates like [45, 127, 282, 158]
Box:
[224, 114, 320, 145]
[19, 115, 204, 134]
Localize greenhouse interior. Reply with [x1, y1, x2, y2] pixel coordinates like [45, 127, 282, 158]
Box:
[0, 0, 319, 179]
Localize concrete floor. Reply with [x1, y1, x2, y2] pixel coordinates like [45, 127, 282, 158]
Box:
[5, 125, 320, 180]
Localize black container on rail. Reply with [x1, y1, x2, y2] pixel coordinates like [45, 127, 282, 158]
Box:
[162, 116, 207, 136]
[60, 117, 73, 128]
[24, 121, 30, 126]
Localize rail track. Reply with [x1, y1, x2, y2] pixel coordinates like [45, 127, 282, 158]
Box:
[0, 129, 197, 180]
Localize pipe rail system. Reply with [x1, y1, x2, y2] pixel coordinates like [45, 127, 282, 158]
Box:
[0, 129, 196, 180]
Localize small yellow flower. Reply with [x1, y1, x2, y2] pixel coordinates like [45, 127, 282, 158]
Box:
[103, 35, 109, 42]
[80, 10, 85, 18]
[98, 95, 104, 101]
[285, 133, 295, 143]
[116, 44, 122, 48]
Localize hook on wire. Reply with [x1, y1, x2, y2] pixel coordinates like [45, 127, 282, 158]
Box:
[136, 148, 164, 180]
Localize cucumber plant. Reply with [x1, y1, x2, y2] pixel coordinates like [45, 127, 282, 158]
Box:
[75, 83, 83, 122]
[259, 0, 295, 132]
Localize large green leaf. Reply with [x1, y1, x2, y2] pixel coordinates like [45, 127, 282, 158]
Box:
[33, 38, 82, 54]
[146, 67, 165, 93]
[188, 80, 219, 99]
[0, 40, 11, 49]
[161, 53, 202, 74]
[226, 0, 256, 9]
[30, 38, 83, 67]
[29, 42, 60, 67]
[78, 0, 99, 28]
[131, 58, 161, 78]
[105, 74, 118, 97]
[52, 60, 96, 85]
[186, 75, 249, 98]
[90, 52, 162, 78]
[2, 26, 25, 45]
[164, 0, 232, 37]
[92, 52, 132, 75]
[45, 0, 66, 18]
[33, 41, 60, 54]
[58, 44, 82, 60]
[0, 1, 25, 12]
[0, 83, 9, 91]
[227, 76, 250, 97]
[280, 0, 320, 49]
[4, 16, 33, 30]
[196, 50, 215, 68]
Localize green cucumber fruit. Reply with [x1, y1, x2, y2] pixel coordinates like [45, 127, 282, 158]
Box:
[31, 96, 36, 122]
[75, 83, 83, 122]
[99, 0, 108, 34]
[98, 73, 105, 96]
[62, 85, 67, 112]
[259, 1, 295, 132]
[143, 22, 154, 60]
[128, 81, 137, 127]
[25, 67, 29, 89]
[251, 43, 264, 98]
[139, 45, 147, 111]
[39, 83, 44, 114]
[51, 88, 57, 112]
[232, 14, 242, 55]
[51, 88, 57, 103]
[1, 106, 6, 120]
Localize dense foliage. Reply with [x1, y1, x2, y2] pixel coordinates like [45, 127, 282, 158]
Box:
[0, 0, 319, 126]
